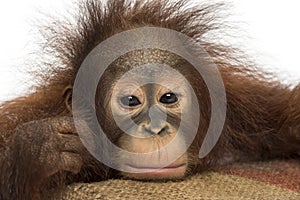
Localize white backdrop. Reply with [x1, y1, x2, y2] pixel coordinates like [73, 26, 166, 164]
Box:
[0, 0, 299, 103]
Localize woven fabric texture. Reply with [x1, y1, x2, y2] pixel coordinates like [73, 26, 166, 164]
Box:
[45, 159, 300, 200]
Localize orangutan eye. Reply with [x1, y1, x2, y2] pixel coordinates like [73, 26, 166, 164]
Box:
[160, 93, 178, 104]
[120, 95, 141, 107]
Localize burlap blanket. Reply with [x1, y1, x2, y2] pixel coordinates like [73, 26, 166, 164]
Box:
[46, 159, 300, 200]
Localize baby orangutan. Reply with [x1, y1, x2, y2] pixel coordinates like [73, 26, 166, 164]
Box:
[0, 0, 299, 199]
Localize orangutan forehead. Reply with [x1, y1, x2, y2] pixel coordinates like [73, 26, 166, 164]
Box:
[111, 49, 185, 70]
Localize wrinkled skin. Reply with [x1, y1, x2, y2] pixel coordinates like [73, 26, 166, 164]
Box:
[1, 117, 86, 199]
